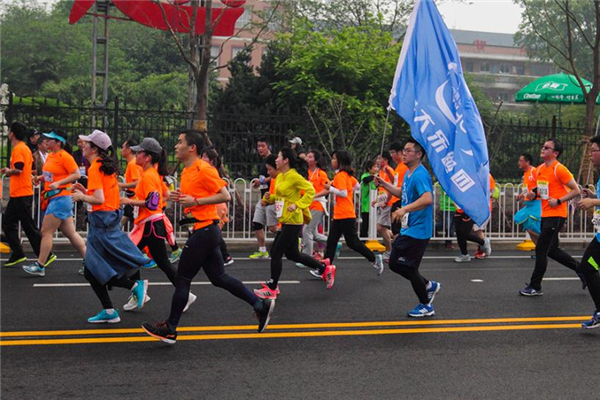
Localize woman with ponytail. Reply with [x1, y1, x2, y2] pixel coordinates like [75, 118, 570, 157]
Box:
[121, 138, 196, 312]
[254, 147, 336, 299]
[22, 130, 85, 277]
[72, 130, 151, 324]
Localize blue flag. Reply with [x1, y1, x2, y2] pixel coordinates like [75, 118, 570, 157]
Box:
[389, 0, 490, 226]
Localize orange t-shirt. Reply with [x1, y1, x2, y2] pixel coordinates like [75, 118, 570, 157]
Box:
[134, 167, 163, 224]
[42, 149, 78, 196]
[124, 159, 143, 192]
[308, 168, 329, 212]
[160, 177, 169, 209]
[522, 167, 537, 201]
[87, 159, 120, 212]
[378, 165, 396, 206]
[9, 141, 34, 197]
[536, 160, 573, 218]
[180, 158, 227, 230]
[332, 171, 358, 220]
[395, 162, 408, 190]
[269, 176, 277, 195]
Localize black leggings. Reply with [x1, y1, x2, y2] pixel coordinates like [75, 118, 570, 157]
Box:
[220, 236, 230, 260]
[85, 268, 136, 309]
[269, 224, 324, 289]
[454, 213, 484, 255]
[132, 219, 177, 284]
[530, 217, 579, 290]
[579, 237, 600, 311]
[324, 218, 375, 263]
[167, 224, 259, 327]
[389, 263, 429, 304]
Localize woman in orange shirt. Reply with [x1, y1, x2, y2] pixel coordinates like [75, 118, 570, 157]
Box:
[22, 130, 86, 277]
[315, 150, 384, 277]
[72, 130, 150, 324]
[121, 138, 189, 312]
[301, 150, 330, 259]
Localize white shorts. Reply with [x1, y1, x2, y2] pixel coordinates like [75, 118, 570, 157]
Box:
[253, 200, 279, 227]
[377, 205, 391, 227]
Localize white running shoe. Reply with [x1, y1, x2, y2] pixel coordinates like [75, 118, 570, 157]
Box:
[483, 238, 492, 256]
[123, 294, 151, 311]
[183, 292, 197, 312]
[372, 254, 384, 275]
[454, 254, 471, 263]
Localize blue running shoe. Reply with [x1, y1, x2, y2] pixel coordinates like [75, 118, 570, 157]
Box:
[582, 312, 600, 329]
[88, 309, 121, 324]
[132, 280, 148, 308]
[335, 242, 342, 259]
[519, 285, 543, 296]
[407, 303, 435, 318]
[142, 257, 157, 269]
[22, 262, 45, 277]
[426, 281, 441, 305]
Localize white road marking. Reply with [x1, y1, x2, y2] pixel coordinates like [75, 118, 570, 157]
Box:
[33, 280, 301, 288]
[471, 279, 484, 283]
[542, 277, 580, 281]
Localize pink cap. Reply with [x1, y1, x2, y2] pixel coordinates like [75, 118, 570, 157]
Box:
[79, 129, 112, 151]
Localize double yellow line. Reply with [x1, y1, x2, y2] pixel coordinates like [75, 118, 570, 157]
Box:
[0, 316, 586, 346]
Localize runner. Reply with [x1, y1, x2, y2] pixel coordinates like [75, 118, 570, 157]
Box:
[375, 139, 441, 317]
[315, 150, 383, 276]
[71, 130, 150, 324]
[249, 136, 272, 259]
[1, 122, 51, 267]
[121, 138, 195, 312]
[300, 150, 330, 260]
[142, 130, 275, 344]
[575, 136, 600, 328]
[520, 139, 584, 296]
[514, 153, 541, 246]
[389, 141, 409, 237]
[472, 174, 496, 259]
[254, 148, 335, 298]
[359, 159, 378, 239]
[22, 130, 86, 277]
[374, 151, 396, 261]
[119, 138, 143, 228]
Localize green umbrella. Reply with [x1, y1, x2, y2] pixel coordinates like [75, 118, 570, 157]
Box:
[515, 73, 600, 104]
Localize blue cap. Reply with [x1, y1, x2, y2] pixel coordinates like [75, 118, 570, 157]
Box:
[41, 131, 66, 144]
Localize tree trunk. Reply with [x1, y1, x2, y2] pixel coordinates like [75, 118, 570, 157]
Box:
[192, 0, 213, 147]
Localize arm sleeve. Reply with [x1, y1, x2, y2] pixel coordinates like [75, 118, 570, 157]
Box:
[329, 186, 347, 197]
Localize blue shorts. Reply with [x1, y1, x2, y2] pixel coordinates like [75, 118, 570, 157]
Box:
[514, 200, 541, 235]
[45, 195, 74, 221]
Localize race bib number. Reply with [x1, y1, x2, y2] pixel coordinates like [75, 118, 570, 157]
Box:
[43, 171, 53, 183]
[275, 200, 284, 219]
[593, 209, 600, 233]
[87, 202, 93, 212]
[376, 193, 388, 207]
[133, 206, 139, 219]
[79, 166, 86, 176]
[538, 181, 549, 200]
[401, 212, 410, 229]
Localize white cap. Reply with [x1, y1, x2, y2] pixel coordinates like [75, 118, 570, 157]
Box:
[289, 136, 302, 145]
[79, 129, 112, 151]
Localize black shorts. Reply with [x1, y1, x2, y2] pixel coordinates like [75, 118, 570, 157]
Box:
[123, 204, 134, 220]
[391, 200, 402, 235]
[390, 235, 429, 269]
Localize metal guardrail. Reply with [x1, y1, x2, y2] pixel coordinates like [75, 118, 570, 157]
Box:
[1, 175, 597, 243]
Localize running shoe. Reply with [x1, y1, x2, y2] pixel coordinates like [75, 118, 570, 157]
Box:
[183, 292, 197, 313]
[324, 264, 337, 290]
[5, 254, 27, 267]
[142, 258, 157, 269]
[309, 269, 323, 279]
[519, 285, 543, 296]
[22, 261, 45, 277]
[581, 311, 600, 329]
[312, 251, 324, 261]
[372, 254, 384, 275]
[426, 281, 442, 305]
[169, 248, 182, 264]
[88, 309, 121, 324]
[474, 248, 486, 259]
[295, 262, 308, 269]
[123, 294, 151, 311]
[223, 256, 235, 266]
[44, 253, 58, 267]
[383, 251, 391, 263]
[249, 250, 269, 259]
[407, 303, 435, 318]
[482, 238, 492, 257]
[577, 271, 588, 290]
[334, 242, 342, 259]
[132, 280, 149, 308]
[142, 321, 177, 344]
[78, 260, 86, 276]
[454, 254, 471, 263]
[253, 283, 280, 299]
[255, 299, 275, 333]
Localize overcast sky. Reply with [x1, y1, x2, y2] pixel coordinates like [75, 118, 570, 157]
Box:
[437, 0, 524, 34]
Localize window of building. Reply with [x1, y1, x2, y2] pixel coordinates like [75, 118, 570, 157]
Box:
[516, 65, 525, 75]
[466, 62, 474, 73]
[235, 8, 252, 29]
[232, 47, 250, 64]
[211, 46, 220, 67]
[499, 64, 511, 74]
[480, 62, 490, 72]
[492, 64, 499, 74]
[498, 92, 510, 102]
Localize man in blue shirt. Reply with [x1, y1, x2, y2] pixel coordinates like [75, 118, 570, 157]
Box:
[375, 138, 441, 318]
[575, 135, 600, 329]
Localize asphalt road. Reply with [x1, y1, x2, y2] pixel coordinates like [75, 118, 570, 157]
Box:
[2, 249, 599, 399]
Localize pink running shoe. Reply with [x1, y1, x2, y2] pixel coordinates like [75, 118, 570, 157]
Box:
[253, 283, 280, 299]
[312, 251, 324, 261]
[324, 264, 337, 290]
